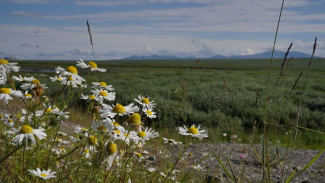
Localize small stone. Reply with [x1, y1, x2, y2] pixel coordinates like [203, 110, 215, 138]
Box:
[300, 179, 310, 183]
[205, 175, 221, 183]
[147, 156, 155, 161]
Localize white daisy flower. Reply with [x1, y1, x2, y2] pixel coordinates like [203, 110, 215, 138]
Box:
[191, 164, 203, 171]
[133, 152, 145, 162]
[142, 106, 156, 119]
[178, 124, 208, 139]
[52, 147, 66, 155]
[20, 78, 47, 90]
[92, 89, 115, 103]
[65, 75, 82, 88]
[52, 137, 70, 144]
[91, 81, 114, 91]
[130, 127, 159, 144]
[76, 59, 106, 72]
[23, 91, 33, 99]
[28, 168, 56, 180]
[82, 148, 91, 158]
[0, 59, 20, 76]
[43, 104, 60, 114]
[49, 75, 66, 83]
[134, 95, 156, 108]
[148, 168, 157, 173]
[12, 75, 35, 82]
[110, 126, 131, 144]
[81, 94, 97, 101]
[162, 137, 182, 145]
[0, 74, 6, 85]
[0, 87, 22, 104]
[41, 104, 69, 119]
[4, 116, 15, 127]
[74, 125, 88, 135]
[91, 120, 114, 133]
[100, 103, 139, 119]
[12, 125, 47, 146]
[55, 65, 85, 83]
[57, 131, 67, 136]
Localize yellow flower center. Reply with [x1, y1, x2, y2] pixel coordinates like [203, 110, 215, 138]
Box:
[40, 173, 48, 177]
[20, 125, 33, 134]
[46, 108, 52, 113]
[189, 152, 193, 156]
[114, 129, 120, 134]
[127, 113, 141, 126]
[100, 82, 107, 87]
[188, 126, 198, 134]
[88, 61, 97, 68]
[146, 110, 152, 115]
[138, 131, 146, 138]
[59, 147, 65, 151]
[66, 66, 78, 74]
[112, 121, 119, 127]
[113, 104, 125, 114]
[0, 115, 3, 119]
[99, 91, 108, 97]
[84, 149, 90, 154]
[0, 59, 9, 65]
[135, 152, 142, 158]
[25, 93, 32, 98]
[88, 136, 97, 145]
[81, 128, 88, 132]
[141, 98, 149, 104]
[0, 88, 11, 94]
[68, 76, 73, 81]
[32, 79, 40, 85]
[9, 119, 13, 123]
[57, 77, 62, 81]
[89, 95, 96, 99]
[107, 142, 117, 155]
[97, 125, 107, 132]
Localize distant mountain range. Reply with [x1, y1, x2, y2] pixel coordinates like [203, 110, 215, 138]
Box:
[121, 50, 316, 60]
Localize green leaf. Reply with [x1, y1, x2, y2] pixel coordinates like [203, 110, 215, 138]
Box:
[285, 148, 325, 183]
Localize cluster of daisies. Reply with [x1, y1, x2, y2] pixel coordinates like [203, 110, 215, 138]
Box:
[0, 59, 208, 181]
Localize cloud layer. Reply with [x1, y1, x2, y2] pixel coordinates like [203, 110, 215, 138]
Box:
[1, 0, 324, 59]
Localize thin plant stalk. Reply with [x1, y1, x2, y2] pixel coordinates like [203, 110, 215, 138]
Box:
[285, 37, 317, 181]
[262, 0, 285, 182]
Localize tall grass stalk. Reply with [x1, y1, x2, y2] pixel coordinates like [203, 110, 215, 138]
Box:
[285, 37, 317, 181]
[263, 0, 285, 182]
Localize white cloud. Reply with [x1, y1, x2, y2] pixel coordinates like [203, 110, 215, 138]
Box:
[1, 0, 324, 59]
[1, 24, 323, 60]
[42, 0, 325, 35]
[8, 11, 43, 18]
[0, 0, 52, 4]
[20, 43, 41, 48]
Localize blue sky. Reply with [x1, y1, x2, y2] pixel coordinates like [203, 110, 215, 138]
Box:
[0, 0, 324, 60]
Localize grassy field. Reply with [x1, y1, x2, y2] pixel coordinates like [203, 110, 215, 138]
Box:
[16, 58, 325, 149]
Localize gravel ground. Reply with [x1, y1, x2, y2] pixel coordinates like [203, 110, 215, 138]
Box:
[145, 142, 325, 183]
[62, 121, 325, 182]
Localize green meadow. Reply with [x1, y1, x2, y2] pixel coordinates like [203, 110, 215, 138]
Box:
[17, 58, 325, 149]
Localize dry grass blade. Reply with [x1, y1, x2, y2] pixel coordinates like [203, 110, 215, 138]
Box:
[280, 43, 293, 75]
[194, 57, 200, 69]
[285, 148, 325, 183]
[286, 37, 318, 180]
[87, 20, 95, 61]
[255, 90, 259, 107]
[291, 72, 303, 93]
